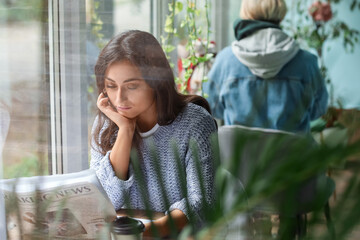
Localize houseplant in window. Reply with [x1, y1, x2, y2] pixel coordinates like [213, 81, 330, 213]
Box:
[161, 0, 215, 95]
[283, 0, 360, 148]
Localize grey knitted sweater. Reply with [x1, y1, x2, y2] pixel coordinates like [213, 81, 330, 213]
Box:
[90, 103, 217, 222]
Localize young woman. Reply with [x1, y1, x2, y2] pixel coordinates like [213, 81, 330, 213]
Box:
[203, 0, 328, 133]
[90, 30, 217, 237]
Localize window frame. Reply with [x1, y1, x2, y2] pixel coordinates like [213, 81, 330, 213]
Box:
[0, 1, 216, 177]
[0, 0, 172, 177]
[48, 0, 167, 175]
[49, 0, 89, 174]
[0, 0, 203, 237]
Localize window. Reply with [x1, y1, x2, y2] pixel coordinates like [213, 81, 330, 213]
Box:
[0, 1, 209, 237]
[0, 0, 157, 179]
[0, 0, 50, 178]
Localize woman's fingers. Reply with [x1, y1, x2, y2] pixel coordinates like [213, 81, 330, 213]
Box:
[97, 92, 105, 102]
[97, 98, 109, 108]
[96, 93, 120, 123]
[97, 93, 110, 108]
[96, 93, 136, 130]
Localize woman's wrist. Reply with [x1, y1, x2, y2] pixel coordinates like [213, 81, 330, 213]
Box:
[143, 210, 188, 238]
[109, 123, 135, 180]
[143, 217, 168, 237]
[117, 125, 136, 138]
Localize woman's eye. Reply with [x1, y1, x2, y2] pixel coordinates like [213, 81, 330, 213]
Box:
[127, 84, 138, 90]
[106, 85, 116, 89]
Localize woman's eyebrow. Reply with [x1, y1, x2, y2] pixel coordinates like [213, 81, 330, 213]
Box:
[104, 77, 115, 82]
[105, 77, 142, 83]
[123, 78, 142, 83]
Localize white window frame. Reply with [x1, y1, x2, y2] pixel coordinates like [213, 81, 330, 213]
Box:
[150, 0, 167, 40]
[49, 0, 89, 174]
[212, 0, 231, 50]
[47, 0, 169, 175]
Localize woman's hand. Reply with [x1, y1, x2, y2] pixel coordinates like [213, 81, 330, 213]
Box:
[97, 92, 135, 179]
[143, 210, 188, 238]
[97, 92, 136, 132]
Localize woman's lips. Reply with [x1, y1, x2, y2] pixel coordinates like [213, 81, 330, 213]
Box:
[117, 106, 131, 111]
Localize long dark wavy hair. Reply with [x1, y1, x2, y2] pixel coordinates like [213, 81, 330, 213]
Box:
[93, 30, 211, 154]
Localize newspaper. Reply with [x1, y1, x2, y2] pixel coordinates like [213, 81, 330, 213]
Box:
[0, 169, 116, 239]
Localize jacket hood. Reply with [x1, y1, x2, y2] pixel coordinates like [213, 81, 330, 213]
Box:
[232, 28, 299, 79]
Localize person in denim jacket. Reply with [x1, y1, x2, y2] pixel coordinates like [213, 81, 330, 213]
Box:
[203, 0, 328, 133]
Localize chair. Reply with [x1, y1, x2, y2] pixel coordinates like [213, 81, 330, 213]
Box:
[216, 167, 249, 239]
[217, 125, 335, 239]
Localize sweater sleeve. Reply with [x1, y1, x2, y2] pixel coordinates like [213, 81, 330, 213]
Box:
[89, 117, 134, 210]
[168, 110, 216, 225]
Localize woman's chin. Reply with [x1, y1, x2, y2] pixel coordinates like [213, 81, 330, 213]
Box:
[118, 112, 136, 120]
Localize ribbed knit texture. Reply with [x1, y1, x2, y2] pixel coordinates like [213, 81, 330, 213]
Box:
[90, 103, 217, 224]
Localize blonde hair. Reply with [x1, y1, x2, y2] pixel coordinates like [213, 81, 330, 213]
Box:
[240, 0, 287, 23]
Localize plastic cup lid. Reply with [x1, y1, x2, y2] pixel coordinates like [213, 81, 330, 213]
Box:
[111, 216, 145, 235]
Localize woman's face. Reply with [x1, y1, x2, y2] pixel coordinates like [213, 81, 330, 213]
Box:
[104, 61, 156, 122]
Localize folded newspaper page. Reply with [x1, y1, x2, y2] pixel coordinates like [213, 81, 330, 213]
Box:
[0, 169, 116, 239]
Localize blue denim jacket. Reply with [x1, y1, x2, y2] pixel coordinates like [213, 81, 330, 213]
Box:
[203, 46, 328, 133]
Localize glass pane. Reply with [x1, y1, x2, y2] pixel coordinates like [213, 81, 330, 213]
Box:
[85, 0, 151, 128]
[114, 0, 150, 33]
[0, 0, 49, 178]
[0, 0, 153, 178]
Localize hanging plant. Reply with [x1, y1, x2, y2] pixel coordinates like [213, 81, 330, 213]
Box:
[283, 0, 359, 108]
[161, 0, 214, 95]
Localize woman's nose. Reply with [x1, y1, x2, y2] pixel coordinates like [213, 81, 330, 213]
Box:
[115, 87, 127, 103]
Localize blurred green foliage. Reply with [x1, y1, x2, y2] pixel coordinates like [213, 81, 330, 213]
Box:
[284, 0, 359, 54]
[0, 0, 43, 23]
[283, 0, 359, 108]
[3, 123, 360, 239]
[4, 154, 47, 179]
[117, 132, 360, 239]
[161, 0, 212, 94]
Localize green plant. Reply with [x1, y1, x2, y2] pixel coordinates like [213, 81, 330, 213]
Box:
[3, 131, 360, 239]
[4, 155, 47, 179]
[88, 0, 106, 50]
[0, 0, 43, 23]
[283, 0, 360, 107]
[86, 0, 107, 122]
[161, 0, 214, 94]
[125, 131, 360, 239]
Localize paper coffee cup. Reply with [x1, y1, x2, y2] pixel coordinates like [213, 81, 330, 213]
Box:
[111, 216, 145, 240]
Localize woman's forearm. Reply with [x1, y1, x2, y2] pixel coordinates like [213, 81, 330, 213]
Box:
[109, 127, 134, 180]
[143, 209, 188, 238]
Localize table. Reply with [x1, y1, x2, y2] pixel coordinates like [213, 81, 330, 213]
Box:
[116, 208, 165, 221]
